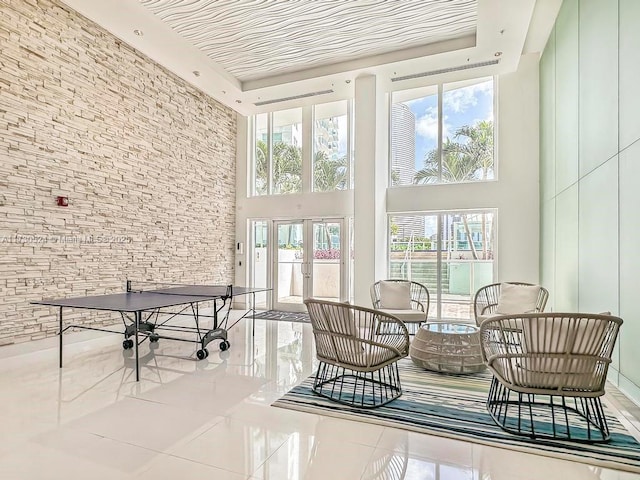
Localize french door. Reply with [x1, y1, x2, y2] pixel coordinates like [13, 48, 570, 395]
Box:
[273, 219, 345, 312]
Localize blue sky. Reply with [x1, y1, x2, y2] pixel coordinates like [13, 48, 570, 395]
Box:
[405, 80, 493, 170]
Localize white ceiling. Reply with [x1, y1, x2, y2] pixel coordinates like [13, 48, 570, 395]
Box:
[59, 0, 561, 116]
[139, 0, 477, 82]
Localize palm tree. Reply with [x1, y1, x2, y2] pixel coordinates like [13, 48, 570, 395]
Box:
[255, 140, 268, 195]
[255, 140, 303, 194]
[414, 121, 494, 184]
[272, 142, 302, 193]
[257, 142, 349, 194]
[413, 121, 494, 260]
[313, 151, 348, 192]
[454, 120, 494, 181]
[413, 138, 480, 184]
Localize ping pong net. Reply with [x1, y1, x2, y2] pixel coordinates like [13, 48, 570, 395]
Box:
[125, 280, 233, 299]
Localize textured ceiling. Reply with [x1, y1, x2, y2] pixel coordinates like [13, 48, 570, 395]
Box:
[61, 0, 555, 115]
[139, 0, 477, 82]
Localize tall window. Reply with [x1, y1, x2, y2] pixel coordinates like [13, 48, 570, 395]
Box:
[253, 108, 303, 196]
[391, 77, 495, 187]
[389, 210, 495, 321]
[251, 102, 353, 197]
[254, 113, 268, 195]
[313, 100, 349, 192]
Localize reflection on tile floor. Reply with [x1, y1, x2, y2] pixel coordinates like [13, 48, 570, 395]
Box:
[0, 313, 639, 479]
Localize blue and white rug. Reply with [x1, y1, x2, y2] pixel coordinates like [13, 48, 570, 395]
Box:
[273, 359, 640, 473]
[254, 310, 310, 323]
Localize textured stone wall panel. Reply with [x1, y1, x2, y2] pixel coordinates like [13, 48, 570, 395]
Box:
[0, 0, 237, 344]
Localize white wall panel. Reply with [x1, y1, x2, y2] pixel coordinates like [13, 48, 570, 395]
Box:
[540, 29, 556, 203]
[619, 141, 640, 384]
[554, 185, 579, 311]
[577, 159, 619, 314]
[619, 0, 640, 150]
[554, 0, 579, 193]
[578, 0, 618, 176]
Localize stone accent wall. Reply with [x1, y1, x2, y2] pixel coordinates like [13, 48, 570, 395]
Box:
[0, 0, 237, 344]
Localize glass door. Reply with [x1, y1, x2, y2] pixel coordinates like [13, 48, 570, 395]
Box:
[274, 220, 305, 311]
[273, 219, 345, 312]
[310, 220, 342, 302]
[250, 220, 270, 310]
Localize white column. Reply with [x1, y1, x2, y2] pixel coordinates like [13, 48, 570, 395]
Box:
[235, 114, 249, 307]
[353, 74, 388, 305]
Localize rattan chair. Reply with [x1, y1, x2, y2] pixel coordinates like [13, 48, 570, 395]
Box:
[370, 279, 430, 334]
[473, 282, 549, 326]
[480, 312, 623, 442]
[304, 298, 410, 408]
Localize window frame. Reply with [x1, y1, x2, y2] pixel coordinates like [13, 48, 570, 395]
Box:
[311, 100, 352, 193]
[250, 101, 354, 197]
[389, 76, 498, 188]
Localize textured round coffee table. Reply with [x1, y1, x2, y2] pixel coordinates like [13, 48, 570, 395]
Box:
[409, 323, 486, 374]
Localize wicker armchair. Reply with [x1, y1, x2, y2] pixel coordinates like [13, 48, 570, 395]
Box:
[304, 298, 410, 408]
[480, 312, 623, 442]
[473, 282, 549, 326]
[370, 280, 430, 334]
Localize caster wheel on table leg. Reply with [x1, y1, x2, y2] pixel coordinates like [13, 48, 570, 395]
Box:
[220, 341, 230, 351]
[196, 349, 207, 360]
[149, 334, 159, 343]
[123, 339, 134, 350]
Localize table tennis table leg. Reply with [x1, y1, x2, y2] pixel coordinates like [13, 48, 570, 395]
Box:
[59, 307, 63, 368]
[135, 311, 140, 381]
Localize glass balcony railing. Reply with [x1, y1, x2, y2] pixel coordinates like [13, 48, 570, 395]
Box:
[389, 258, 493, 322]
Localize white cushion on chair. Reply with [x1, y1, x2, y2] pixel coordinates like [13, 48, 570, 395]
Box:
[378, 308, 425, 323]
[495, 283, 540, 314]
[379, 281, 411, 309]
[523, 317, 609, 355]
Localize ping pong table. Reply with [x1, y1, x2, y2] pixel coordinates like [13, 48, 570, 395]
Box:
[33, 281, 271, 381]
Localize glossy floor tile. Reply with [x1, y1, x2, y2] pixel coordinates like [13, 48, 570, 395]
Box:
[0, 312, 639, 479]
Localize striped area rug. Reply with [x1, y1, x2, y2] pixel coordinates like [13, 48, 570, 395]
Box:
[272, 359, 640, 473]
[254, 310, 310, 323]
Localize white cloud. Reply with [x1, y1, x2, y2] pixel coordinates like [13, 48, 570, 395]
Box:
[415, 108, 451, 140]
[415, 107, 438, 140]
[410, 80, 492, 140]
[443, 81, 492, 113]
[443, 89, 476, 113]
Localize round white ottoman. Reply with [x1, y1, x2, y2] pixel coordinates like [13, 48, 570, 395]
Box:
[409, 323, 486, 374]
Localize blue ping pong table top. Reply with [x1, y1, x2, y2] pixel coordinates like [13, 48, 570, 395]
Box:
[32, 285, 270, 313]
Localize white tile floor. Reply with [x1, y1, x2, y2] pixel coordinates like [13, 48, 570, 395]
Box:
[1, 312, 639, 480]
